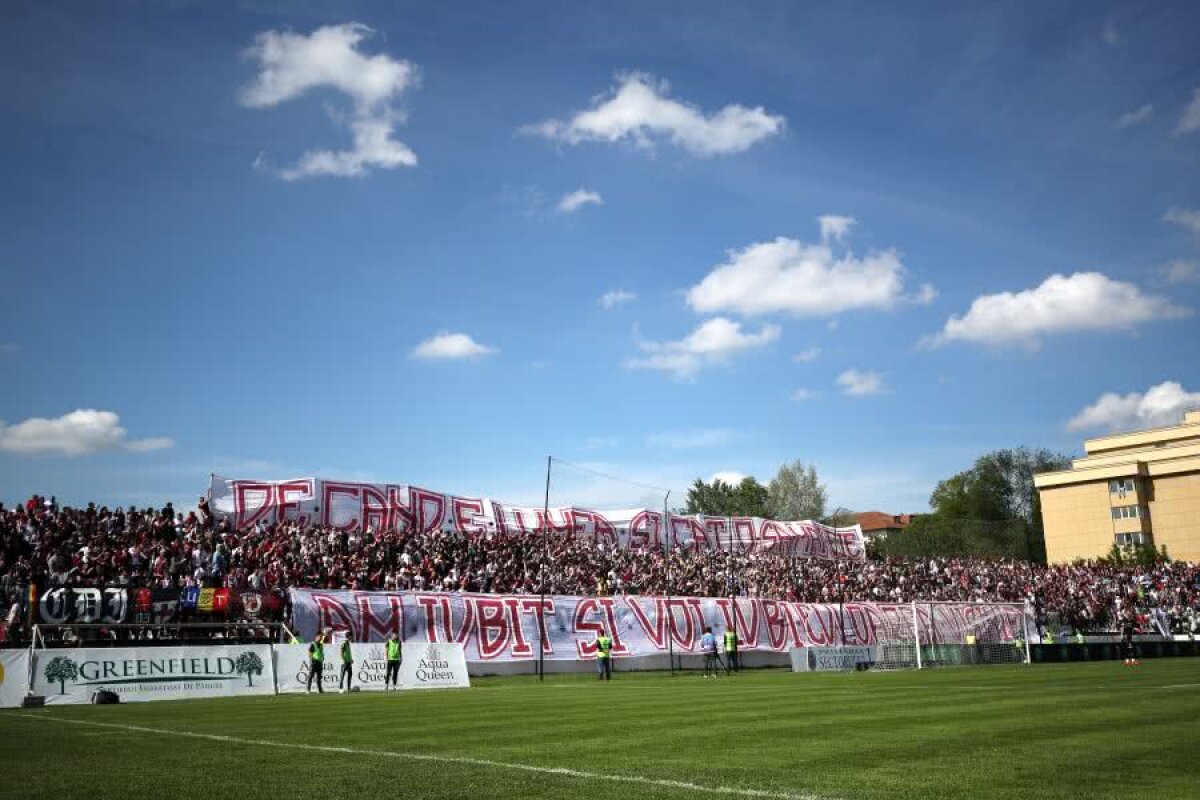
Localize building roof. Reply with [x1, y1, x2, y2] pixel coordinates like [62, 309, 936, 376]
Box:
[855, 511, 912, 533]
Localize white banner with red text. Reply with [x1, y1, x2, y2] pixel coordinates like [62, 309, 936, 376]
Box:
[289, 589, 1030, 663]
[207, 475, 865, 559]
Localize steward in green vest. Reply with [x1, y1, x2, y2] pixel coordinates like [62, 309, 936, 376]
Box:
[306, 634, 325, 694]
[338, 640, 354, 693]
[384, 633, 402, 691]
[596, 630, 613, 681]
[723, 628, 739, 674]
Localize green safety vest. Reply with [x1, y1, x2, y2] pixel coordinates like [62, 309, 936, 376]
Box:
[597, 635, 612, 658]
[289, 635, 302, 645]
[965, 634, 977, 645]
[387, 640, 401, 661]
[341, 642, 352, 664]
[1075, 632, 1085, 645]
[310, 641, 324, 663]
[724, 631, 736, 652]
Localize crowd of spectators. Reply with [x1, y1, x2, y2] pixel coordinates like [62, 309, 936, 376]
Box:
[2, 495, 1197, 642]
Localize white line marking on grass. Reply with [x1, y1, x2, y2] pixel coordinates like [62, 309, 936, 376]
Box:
[18, 714, 829, 800]
[1151, 683, 1200, 690]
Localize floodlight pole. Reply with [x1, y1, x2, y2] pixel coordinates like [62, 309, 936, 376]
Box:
[664, 491, 674, 676]
[539, 455, 551, 682]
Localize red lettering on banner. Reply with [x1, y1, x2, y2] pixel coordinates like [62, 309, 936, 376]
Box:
[732, 517, 757, 553]
[517, 597, 555, 655]
[503, 597, 533, 657]
[568, 509, 617, 546]
[669, 597, 704, 650]
[572, 597, 629, 657]
[628, 511, 662, 550]
[624, 596, 668, 650]
[385, 486, 415, 532]
[760, 599, 789, 649]
[843, 604, 875, 645]
[274, 480, 313, 525]
[702, 517, 729, 551]
[715, 598, 760, 648]
[355, 592, 403, 640]
[805, 605, 837, 646]
[473, 597, 510, 660]
[416, 594, 474, 644]
[313, 593, 357, 638]
[361, 484, 389, 533]
[491, 501, 510, 534]
[410, 487, 446, 533]
[452, 496, 487, 535]
[322, 482, 362, 531]
[232, 482, 275, 529]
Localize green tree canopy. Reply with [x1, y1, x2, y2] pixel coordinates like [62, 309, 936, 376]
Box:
[684, 476, 770, 518]
[767, 460, 827, 521]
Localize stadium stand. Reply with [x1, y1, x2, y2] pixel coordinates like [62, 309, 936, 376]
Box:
[1, 495, 1197, 644]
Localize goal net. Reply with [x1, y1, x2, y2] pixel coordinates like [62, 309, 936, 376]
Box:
[869, 602, 1030, 671]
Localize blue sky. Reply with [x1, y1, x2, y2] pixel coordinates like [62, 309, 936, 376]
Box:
[2, 0, 1199, 514]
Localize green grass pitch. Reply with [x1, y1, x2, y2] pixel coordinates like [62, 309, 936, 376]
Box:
[2, 660, 1197, 800]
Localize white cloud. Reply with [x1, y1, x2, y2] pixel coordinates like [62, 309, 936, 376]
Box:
[646, 429, 735, 449]
[791, 388, 819, 401]
[0, 410, 174, 456]
[411, 332, 496, 360]
[1159, 260, 1199, 284]
[557, 188, 603, 213]
[926, 272, 1187, 348]
[709, 471, 747, 486]
[1176, 88, 1200, 135]
[1165, 207, 1200, 235]
[625, 317, 780, 380]
[524, 72, 784, 157]
[914, 283, 938, 305]
[241, 23, 418, 180]
[1102, 23, 1120, 46]
[686, 222, 916, 317]
[581, 436, 620, 451]
[792, 346, 821, 363]
[818, 215, 855, 243]
[599, 289, 637, 309]
[1114, 104, 1154, 129]
[1068, 381, 1200, 432]
[837, 369, 885, 396]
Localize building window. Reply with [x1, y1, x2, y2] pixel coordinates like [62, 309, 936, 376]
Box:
[1115, 532, 1151, 547]
[1110, 505, 1143, 520]
[1108, 478, 1135, 493]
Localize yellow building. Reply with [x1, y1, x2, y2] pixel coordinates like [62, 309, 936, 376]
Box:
[1034, 410, 1200, 563]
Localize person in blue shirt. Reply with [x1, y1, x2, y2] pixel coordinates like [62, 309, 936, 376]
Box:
[700, 626, 720, 678]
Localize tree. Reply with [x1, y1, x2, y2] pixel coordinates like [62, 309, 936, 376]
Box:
[44, 656, 79, 695]
[883, 447, 1071, 562]
[234, 651, 265, 687]
[684, 476, 770, 518]
[767, 461, 827, 521]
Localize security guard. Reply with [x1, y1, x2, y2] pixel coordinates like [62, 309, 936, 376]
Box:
[723, 626, 739, 674]
[384, 632, 402, 690]
[596, 628, 613, 680]
[306, 633, 325, 694]
[339, 638, 354, 693]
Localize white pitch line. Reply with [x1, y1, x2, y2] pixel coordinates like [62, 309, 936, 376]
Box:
[1151, 683, 1200, 690]
[17, 714, 828, 800]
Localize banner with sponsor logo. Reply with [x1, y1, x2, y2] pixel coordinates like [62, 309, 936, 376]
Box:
[401, 642, 469, 689]
[790, 646, 877, 672]
[208, 475, 864, 560]
[38, 587, 127, 625]
[289, 589, 1030, 663]
[0, 650, 31, 708]
[275, 641, 393, 693]
[32, 645, 275, 705]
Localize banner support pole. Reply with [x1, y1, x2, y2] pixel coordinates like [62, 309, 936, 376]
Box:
[912, 602, 923, 670]
[664, 491, 673, 676]
[539, 455, 551, 682]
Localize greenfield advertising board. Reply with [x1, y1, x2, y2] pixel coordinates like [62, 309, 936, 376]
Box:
[32, 645, 275, 705]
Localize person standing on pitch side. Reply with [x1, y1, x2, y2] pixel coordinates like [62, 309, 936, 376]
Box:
[338, 637, 353, 693]
[701, 626, 720, 678]
[595, 627, 613, 680]
[384, 632, 402, 690]
[307, 632, 326, 694]
[724, 625, 738, 674]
